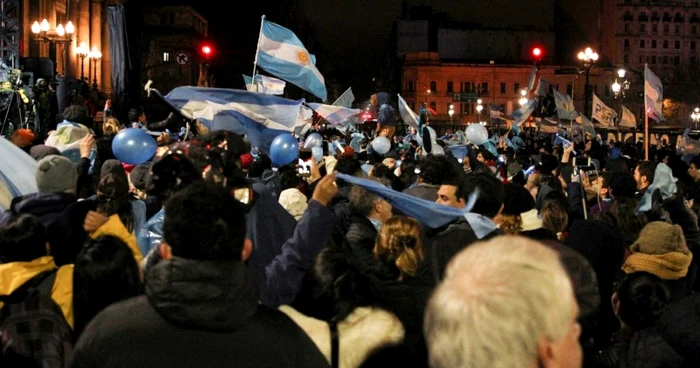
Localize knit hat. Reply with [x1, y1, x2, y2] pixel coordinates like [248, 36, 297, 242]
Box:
[36, 155, 78, 194]
[622, 222, 693, 280]
[501, 183, 535, 216]
[129, 163, 152, 191]
[239, 153, 254, 170]
[29, 145, 60, 161]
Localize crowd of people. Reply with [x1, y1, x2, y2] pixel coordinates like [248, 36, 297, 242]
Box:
[1, 96, 700, 368]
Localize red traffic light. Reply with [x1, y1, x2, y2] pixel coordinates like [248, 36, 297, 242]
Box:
[532, 47, 542, 58]
[201, 45, 212, 56]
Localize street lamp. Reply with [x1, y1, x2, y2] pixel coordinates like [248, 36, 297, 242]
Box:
[448, 104, 454, 122]
[692, 107, 700, 130]
[426, 88, 431, 103]
[519, 89, 528, 106]
[31, 19, 74, 77]
[577, 47, 599, 118]
[88, 46, 102, 89]
[76, 42, 89, 81]
[476, 98, 483, 118]
[613, 68, 631, 99]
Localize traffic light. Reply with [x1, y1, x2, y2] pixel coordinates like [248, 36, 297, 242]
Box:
[531, 47, 543, 60]
[201, 44, 213, 58]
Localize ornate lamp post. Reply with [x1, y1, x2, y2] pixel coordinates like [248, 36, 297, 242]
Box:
[577, 47, 599, 118]
[691, 107, 700, 130]
[30, 19, 74, 77]
[75, 42, 89, 81]
[88, 47, 102, 89]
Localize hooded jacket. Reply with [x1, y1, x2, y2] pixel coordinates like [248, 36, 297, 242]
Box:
[68, 257, 328, 368]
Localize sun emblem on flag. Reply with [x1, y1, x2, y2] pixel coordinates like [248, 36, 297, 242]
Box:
[297, 51, 309, 65]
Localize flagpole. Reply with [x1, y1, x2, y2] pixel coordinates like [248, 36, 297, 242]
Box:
[252, 15, 266, 93]
[644, 63, 649, 160]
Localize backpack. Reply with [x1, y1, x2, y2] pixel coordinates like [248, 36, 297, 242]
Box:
[0, 270, 73, 368]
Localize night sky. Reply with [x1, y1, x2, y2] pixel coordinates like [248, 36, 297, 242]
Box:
[141, 0, 598, 99]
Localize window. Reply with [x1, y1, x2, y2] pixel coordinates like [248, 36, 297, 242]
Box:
[625, 23, 630, 32]
[675, 56, 680, 65]
[163, 52, 170, 62]
[500, 82, 506, 94]
[640, 39, 645, 48]
[481, 82, 488, 95]
[429, 101, 436, 111]
[624, 39, 630, 48]
[462, 82, 473, 92]
[663, 55, 668, 64]
[409, 102, 415, 112]
[652, 40, 657, 48]
[676, 25, 681, 34]
[429, 81, 437, 92]
[692, 56, 698, 65]
[693, 25, 698, 34]
[664, 24, 669, 34]
[566, 83, 573, 96]
[640, 23, 646, 32]
[447, 81, 454, 92]
[675, 40, 680, 49]
[513, 82, 520, 94]
[624, 54, 630, 63]
[407, 80, 415, 92]
[693, 41, 697, 50]
[663, 40, 668, 49]
[639, 55, 644, 64]
[463, 102, 474, 115]
[652, 55, 657, 64]
[160, 13, 168, 25]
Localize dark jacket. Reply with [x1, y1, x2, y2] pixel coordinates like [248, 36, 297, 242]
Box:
[0, 192, 76, 226]
[68, 257, 329, 368]
[417, 218, 502, 287]
[345, 215, 379, 266]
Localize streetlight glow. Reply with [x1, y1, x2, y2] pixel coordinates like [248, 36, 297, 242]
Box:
[31, 21, 40, 34]
[40, 19, 49, 32]
[612, 80, 621, 94]
[56, 24, 65, 37]
[618, 69, 626, 78]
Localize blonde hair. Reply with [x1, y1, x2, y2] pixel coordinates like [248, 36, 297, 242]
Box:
[103, 117, 121, 137]
[498, 214, 522, 235]
[424, 236, 575, 368]
[373, 216, 424, 279]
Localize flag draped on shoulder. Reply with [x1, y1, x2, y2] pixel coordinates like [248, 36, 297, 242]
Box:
[256, 18, 327, 101]
[157, 86, 303, 154]
[645, 64, 664, 122]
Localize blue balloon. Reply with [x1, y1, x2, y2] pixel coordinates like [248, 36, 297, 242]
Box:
[112, 128, 157, 165]
[269, 133, 299, 166]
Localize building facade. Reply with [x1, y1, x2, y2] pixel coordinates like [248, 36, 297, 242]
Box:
[142, 6, 208, 94]
[401, 52, 616, 128]
[19, 0, 113, 92]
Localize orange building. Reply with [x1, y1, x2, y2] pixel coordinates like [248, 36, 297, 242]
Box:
[401, 52, 618, 128]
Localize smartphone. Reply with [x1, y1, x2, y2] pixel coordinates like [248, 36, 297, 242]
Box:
[573, 157, 591, 167]
[299, 149, 312, 161]
[297, 158, 311, 176]
[322, 141, 330, 156]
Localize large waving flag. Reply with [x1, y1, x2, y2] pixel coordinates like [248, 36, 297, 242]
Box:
[620, 105, 637, 128]
[256, 18, 327, 101]
[397, 94, 419, 129]
[0, 137, 38, 210]
[307, 103, 361, 126]
[334, 88, 355, 108]
[242, 74, 286, 95]
[552, 89, 577, 120]
[156, 86, 303, 153]
[645, 64, 664, 122]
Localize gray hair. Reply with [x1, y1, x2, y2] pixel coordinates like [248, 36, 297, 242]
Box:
[424, 236, 575, 368]
[348, 177, 390, 217]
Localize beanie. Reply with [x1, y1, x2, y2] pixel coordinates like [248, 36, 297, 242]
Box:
[36, 155, 78, 194]
[622, 222, 693, 280]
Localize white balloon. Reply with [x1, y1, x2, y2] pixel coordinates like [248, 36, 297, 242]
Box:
[466, 124, 489, 145]
[304, 133, 323, 149]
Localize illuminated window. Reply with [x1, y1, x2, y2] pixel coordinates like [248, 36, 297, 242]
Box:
[163, 52, 170, 62]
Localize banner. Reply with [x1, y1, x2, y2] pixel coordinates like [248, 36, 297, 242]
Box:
[592, 93, 617, 128]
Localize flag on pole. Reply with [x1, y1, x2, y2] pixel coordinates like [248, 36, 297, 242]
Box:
[591, 93, 617, 127]
[527, 65, 540, 94]
[397, 94, 419, 130]
[307, 103, 361, 126]
[645, 64, 664, 122]
[242, 74, 286, 95]
[156, 86, 303, 154]
[552, 89, 577, 120]
[333, 87, 355, 108]
[256, 19, 327, 101]
[620, 105, 637, 128]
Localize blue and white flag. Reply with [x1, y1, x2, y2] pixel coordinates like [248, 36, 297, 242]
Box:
[397, 94, 419, 129]
[242, 74, 286, 95]
[645, 64, 664, 122]
[333, 87, 355, 108]
[257, 19, 327, 101]
[0, 137, 38, 210]
[158, 87, 303, 153]
[307, 103, 361, 126]
[553, 89, 577, 120]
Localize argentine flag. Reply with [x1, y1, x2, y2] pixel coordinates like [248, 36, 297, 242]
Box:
[159, 87, 303, 154]
[257, 19, 327, 101]
[242, 74, 286, 95]
[307, 103, 361, 126]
